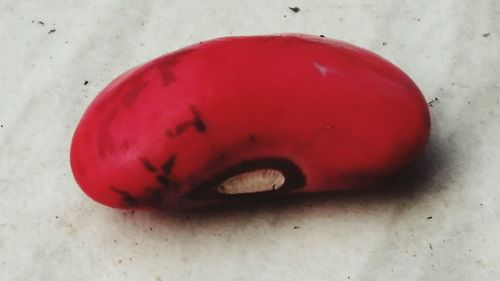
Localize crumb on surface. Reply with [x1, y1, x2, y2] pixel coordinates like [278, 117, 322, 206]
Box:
[428, 97, 439, 107]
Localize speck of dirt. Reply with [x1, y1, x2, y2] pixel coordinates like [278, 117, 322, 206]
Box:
[289, 6, 300, 13]
[38, 21, 44, 25]
[118, 260, 122, 264]
[55, 216, 58, 219]
[483, 33, 490, 38]
[84, 80, 88, 85]
[186, 215, 191, 220]
[293, 226, 300, 229]
[320, 34, 325, 38]
[48, 29, 56, 34]
[283, 14, 287, 18]
[382, 42, 388, 46]
[150, 227, 153, 231]
[0, 125, 3, 128]
[429, 243, 433, 250]
[427, 216, 433, 219]
[428, 97, 439, 107]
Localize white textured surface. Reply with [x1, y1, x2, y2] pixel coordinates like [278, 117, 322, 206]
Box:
[1, 1, 499, 280]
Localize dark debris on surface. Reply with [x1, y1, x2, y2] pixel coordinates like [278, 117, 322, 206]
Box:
[428, 97, 439, 107]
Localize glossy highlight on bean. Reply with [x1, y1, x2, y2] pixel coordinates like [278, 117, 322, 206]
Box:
[70, 34, 430, 210]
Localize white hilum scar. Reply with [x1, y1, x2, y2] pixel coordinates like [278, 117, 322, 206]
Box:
[217, 169, 286, 194]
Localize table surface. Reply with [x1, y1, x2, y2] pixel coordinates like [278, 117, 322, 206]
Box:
[1, 1, 499, 280]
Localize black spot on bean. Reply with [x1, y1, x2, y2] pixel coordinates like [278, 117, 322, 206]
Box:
[140, 158, 157, 172]
[156, 175, 170, 186]
[166, 105, 207, 137]
[190, 106, 207, 133]
[162, 155, 176, 175]
[110, 187, 138, 206]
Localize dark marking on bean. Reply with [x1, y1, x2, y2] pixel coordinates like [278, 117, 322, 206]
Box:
[190, 106, 207, 132]
[166, 105, 207, 137]
[155, 48, 195, 86]
[156, 175, 170, 186]
[140, 158, 157, 172]
[110, 187, 138, 206]
[110, 184, 173, 208]
[145, 188, 163, 205]
[162, 155, 177, 175]
[169, 180, 181, 189]
[174, 120, 195, 135]
[121, 80, 148, 107]
[157, 62, 177, 87]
